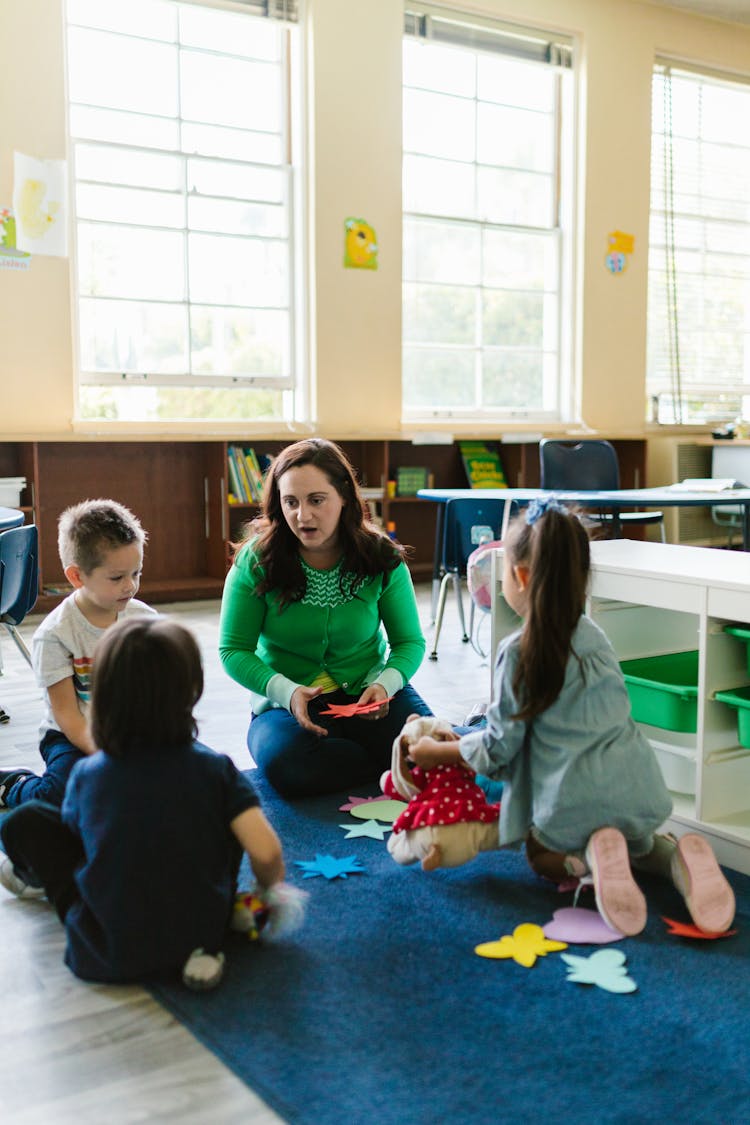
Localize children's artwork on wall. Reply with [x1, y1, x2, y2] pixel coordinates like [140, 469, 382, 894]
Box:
[344, 217, 378, 269]
[0, 208, 31, 270]
[13, 152, 68, 257]
[605, 229, 634, 275]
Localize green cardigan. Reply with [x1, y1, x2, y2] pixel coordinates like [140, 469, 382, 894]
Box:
[219, 542, 426, 714]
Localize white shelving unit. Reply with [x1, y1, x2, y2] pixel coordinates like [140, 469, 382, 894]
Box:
[490, 539, 750, 875]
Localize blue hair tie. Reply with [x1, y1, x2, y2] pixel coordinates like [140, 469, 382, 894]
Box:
[526, 495, 568, 526]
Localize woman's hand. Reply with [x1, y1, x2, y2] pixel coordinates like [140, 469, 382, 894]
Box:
[357, 683, 389, 721]
[409, 735, 463, 770]
[290, 685, 328, 736]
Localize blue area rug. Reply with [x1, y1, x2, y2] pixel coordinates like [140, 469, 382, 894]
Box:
[150, 773, 750, 1124]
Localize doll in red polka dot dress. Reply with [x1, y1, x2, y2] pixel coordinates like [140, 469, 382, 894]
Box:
[381, 715, 500, 871]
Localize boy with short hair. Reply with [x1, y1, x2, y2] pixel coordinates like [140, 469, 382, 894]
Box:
[0, 499, 154, 808]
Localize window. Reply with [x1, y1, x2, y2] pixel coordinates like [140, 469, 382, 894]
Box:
[66, 0, 302, 424]
[402, 6, 574, 422]
[648, 63, 750, 426]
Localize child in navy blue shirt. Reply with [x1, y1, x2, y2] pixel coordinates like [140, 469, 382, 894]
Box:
[0, 616, 289, 989]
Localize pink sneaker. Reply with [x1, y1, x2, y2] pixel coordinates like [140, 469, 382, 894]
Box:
[671, 834, 736, 934]
[585, 827, 647, 936]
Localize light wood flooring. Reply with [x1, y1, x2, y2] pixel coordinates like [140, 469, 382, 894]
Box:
[0, 583, 490, 1124]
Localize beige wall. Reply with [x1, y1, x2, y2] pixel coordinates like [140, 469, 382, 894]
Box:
[2, 0, 750, 439]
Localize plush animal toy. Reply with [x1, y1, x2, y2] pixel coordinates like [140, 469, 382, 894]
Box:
[232, 882, 308, 941]
[381, 714, 500, 872]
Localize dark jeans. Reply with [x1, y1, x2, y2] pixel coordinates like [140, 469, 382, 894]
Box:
[248, 683, 433, 798]
[5, 730, 85, 808]
[0, 800, 83, 920]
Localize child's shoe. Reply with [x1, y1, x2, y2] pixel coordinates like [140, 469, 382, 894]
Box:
[671, 833, 736, 933]
[0, 768, 35, 808]
[585, 827, 647, 936]
[0, 856, 45, 899]
[182, 948, 226, 991]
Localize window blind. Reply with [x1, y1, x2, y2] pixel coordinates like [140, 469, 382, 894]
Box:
[404, 4, 572, 69]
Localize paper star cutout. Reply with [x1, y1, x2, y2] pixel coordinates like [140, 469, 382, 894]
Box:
[475, 923, 567, 968]
[339, 795, 393, 812]
[319, 696, 394, 717]
[561, 949, 637, 994]
[662, 916, 737, 940]
[294, 854, 365, 880]
[338, 820, 389, 840]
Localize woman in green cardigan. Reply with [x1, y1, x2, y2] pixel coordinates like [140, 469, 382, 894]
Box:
[219, 438, 432, 797]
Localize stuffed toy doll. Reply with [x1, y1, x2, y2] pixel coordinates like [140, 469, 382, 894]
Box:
[381, 714, 500, 872]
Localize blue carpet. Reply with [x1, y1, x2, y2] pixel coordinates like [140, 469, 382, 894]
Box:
[150, 773, 750, 1125]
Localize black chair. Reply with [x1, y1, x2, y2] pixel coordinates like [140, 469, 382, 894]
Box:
[539, 439, 666, 541]
[0, 524, 39, 723]
[429, 497, 505, 661]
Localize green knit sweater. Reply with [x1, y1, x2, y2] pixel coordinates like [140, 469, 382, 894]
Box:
[219, 542, 426, 714]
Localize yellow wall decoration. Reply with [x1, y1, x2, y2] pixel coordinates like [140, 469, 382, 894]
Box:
[344, 217, 378, 269]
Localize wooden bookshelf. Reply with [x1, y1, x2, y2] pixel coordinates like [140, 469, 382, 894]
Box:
[0, 436, 649, 608]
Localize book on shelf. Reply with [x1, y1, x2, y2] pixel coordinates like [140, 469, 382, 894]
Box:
[459, 441, 507, 488]
[227, 445, 271, 503]
[227, 447, 245, 502]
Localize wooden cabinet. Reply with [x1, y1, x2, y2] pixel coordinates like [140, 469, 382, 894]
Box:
[491, 539, 750, 875]
[0, 436, 649, 609]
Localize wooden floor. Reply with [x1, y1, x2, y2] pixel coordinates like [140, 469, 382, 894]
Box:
[0, 583, 490, 1123]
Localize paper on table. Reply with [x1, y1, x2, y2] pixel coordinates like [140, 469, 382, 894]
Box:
[669, 478, 744, 492]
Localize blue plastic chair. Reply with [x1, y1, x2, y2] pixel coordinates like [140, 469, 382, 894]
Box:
[539, 439, 666, 541]
[0, 524, 39, 723]
[429, 497, 505, 661]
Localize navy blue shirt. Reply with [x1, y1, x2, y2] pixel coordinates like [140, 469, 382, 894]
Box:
[61, 741, 259, 982]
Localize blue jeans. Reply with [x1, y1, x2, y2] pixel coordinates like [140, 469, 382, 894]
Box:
[248, 683, 433, 798]
[4, 731, 85, 808]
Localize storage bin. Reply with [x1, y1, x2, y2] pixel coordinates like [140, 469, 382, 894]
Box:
[0, 477, 26, 506]
[620, 650, 699, 733]
[723, 624, 750, 674]
[715, 685, 750, 748]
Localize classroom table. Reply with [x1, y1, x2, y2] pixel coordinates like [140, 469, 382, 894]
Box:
[418, 485, 750, 604]
[0, 507, 24, 531]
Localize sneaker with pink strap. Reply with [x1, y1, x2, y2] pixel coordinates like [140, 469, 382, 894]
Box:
[671, 833, 736, 934]
[585, 826, 647, 936]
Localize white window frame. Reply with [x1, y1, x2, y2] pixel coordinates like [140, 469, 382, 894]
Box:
[648, 59, 750, 426]
[64, 0, 304, 414]
[402, 4, 576, 425]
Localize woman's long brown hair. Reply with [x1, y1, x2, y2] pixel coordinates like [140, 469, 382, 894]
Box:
[242, 438, 405, 606]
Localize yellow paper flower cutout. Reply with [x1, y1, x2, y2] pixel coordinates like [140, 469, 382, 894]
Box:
[475, 923, 567, 968]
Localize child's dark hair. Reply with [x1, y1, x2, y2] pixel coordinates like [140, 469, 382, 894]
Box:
[245, 437, 405, 606]
[58, 498, 147, 573]
[91, 617, 203, 758]
[504, 502, 590, 722]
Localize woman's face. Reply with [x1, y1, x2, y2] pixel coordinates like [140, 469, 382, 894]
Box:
[278, 462, 346, 558]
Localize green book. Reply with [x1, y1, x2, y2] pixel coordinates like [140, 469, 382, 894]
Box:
[459, 441, 507, 489]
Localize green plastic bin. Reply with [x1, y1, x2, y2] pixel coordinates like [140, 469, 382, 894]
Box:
[724, 624, 750, 675]
[620, 651, 699, 733]
[715, 685, 750, 748]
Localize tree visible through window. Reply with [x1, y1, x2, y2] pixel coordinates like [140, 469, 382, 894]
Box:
[66, 0, 300, 423]
[648, 63, 750, 426]
[402, 7, 574, 422]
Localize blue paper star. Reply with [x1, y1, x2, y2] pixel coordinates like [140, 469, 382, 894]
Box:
[294, 854, 366, 880]
[338, 821, 389, 840]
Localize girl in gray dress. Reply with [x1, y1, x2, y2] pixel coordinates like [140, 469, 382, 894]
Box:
[409, 498, 735, 937]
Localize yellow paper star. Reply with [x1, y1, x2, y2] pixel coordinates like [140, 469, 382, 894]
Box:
[475, 922, 568, 968]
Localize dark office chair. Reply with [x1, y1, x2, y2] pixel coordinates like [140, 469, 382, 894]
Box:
[539, 439, 666, 541]
[0, 524, 39, 723]
[429, 497, 505, 661]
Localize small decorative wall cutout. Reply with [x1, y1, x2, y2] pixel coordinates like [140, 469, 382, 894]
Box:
[0, 208, 31, 271]
[13, 152, 68, 257]
[344, 217, 378, 269]
[605, 229, 634, 275]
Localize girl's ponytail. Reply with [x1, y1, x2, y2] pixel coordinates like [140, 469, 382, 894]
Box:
[507, 503, 590, 721]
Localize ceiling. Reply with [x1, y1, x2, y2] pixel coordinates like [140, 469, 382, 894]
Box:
[644, 0, 750, 24]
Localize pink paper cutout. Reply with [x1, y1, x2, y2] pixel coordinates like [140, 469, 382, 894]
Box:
[543, 907, 624, 944]
[319, 696, 394, 718]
